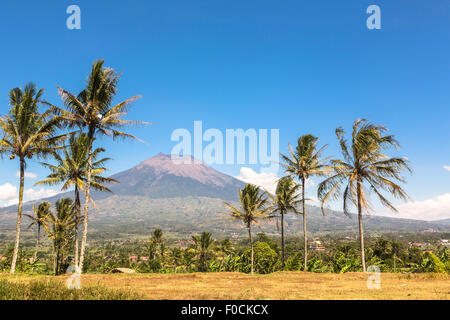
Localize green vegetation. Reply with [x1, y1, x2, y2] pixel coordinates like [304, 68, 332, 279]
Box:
[2, 229, 448, 275]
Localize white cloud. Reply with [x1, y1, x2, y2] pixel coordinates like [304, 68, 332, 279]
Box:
[380, 193, 450, 221]
[235, 167, 280, 194]
[235, 167, 317, 195]
[0, 184, 59, 208]
[0, 183, 18, 202]
[5, 199, 19, 206]
[24, 188, 59, 201]
[444, 165, 450, 172]
[16, 171, 37, 179]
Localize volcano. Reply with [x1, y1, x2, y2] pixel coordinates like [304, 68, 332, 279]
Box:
[95, 153, 245, 200]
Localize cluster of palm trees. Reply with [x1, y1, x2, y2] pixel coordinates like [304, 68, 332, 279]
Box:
[225, 120, 411, 273]
[26, 199, 77, 275]
[0, 60, 144, 274]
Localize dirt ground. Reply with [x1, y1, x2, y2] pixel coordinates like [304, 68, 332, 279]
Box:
[2, 271, 448, 300]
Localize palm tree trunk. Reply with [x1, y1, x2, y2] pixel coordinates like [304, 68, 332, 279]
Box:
[248, 224, 254, 274]
[53, 245, 57, 276]
[357, 181, 366, 272]
[393, 254, 396, 273]
[281, 210, 285, 270]
[34, 225, 40, 261]
[302, 177, 307, 271]
[74, 186, 81, 267]
[79, 130, 94, 272]
[56, 249, 60, 276]
[10, 158, 25, 274]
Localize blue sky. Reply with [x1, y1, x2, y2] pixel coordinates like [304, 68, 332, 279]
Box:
[0, 1, 449, 220]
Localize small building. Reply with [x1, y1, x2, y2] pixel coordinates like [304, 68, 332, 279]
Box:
[439, 239, 450, 247]
[409, 242, 425, 248]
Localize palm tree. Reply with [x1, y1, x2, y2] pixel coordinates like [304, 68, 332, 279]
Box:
[281, 134, 329, 271]
[224, 184, 270, 274]
[192, 232, 215, 272]
[318, 119, 411, 272]
[218, 238, 235, 256]
[48, 60, 145, 271]
[24, 202, 51, 261]
[35, 132, 118, 266]
[0, 83, 65, 273]
[45, 198, 76, 275]
[267, 177, 301, 270]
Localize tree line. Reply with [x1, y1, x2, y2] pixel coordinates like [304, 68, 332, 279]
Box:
[225, 122, 411, 273]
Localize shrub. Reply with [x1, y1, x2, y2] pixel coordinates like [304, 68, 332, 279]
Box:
[252, 242, 278, 274]
[415, 251, 446, 273]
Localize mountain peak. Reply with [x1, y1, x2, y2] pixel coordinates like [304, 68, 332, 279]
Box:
[137, 153, 204, 169]
[122, 152, 241, 190]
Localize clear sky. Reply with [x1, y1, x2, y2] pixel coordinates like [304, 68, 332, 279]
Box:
[0, 1, 449, 220]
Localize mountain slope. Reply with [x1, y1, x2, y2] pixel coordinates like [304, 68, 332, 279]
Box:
[96, 153, 245, 200]
[0, 153, 449, 235]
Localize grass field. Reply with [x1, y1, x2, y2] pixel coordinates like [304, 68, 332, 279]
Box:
[1, 272, 449, 300]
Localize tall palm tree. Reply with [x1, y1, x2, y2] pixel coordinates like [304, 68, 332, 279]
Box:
[35, 132, 118, 266]
[0, 83, 65, 273]
[281, 134, 329, 271]
[267, 177, 301, 270]
[224, 184, 270, 274]
[48, 60, 145, 271]
[192, 232, 215, 272]
[24, 202, 51, 261]
[318, 119, 411, 272]
[149, 229, 165, 260]
[45, 198, 76, 275]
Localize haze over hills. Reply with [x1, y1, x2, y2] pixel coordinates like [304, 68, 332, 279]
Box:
[0, 153, 449, 237]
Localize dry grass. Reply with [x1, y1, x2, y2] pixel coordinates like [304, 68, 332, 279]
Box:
[1, 272, 448, 300]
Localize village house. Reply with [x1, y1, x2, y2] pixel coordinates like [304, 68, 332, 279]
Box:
[309, 239, 326, 252]
[176, 240, 195, 247]
[409, 242, 426, 248]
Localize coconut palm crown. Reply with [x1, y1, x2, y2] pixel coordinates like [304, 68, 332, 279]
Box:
[224, 183, 270, 274]
[0, 83, 65, 274]
[46, 59, 145, 271]
[267, 177, 302, 269]
[317, 119, 411, 272]
[35, 132, 118, 266]
[280, 134, 329, 271]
